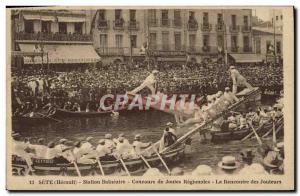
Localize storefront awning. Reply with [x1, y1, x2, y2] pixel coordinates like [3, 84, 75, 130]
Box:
[57, 16, 85, 23]
[229, 53, 264, 63]
[19, 44, 101, 64]
[23, 14, 56, 22]
[157, 57, 186, 62]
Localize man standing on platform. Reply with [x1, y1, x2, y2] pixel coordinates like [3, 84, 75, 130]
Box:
[129, 70, 159, 95]
[229, 66, 253, 94]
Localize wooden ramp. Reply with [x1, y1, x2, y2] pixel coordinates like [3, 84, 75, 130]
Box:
[161, 87, 261, 153]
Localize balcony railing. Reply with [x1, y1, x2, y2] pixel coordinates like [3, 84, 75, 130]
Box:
[172, 19, 182, 28]
[148, 19, 158, 27]
[15, 32, 92, 42]
[242, 25, 251, 32]
[98, 20, 109, 30]
[96, 47, 125, 56]
[229, 25, 240, 33]
[161, 19, 171, 27]
[201, 23, 212, 32]
[187, 21, 198, 31]
[215, 23, 225, 32]
[128, 21, 139, 30]
[243, 46, 252, 52]
[230, 46, 239, 52]
[113, 20, 125, 30]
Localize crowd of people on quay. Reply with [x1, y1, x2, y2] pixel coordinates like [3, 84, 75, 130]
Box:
[11, 61, 283, 116]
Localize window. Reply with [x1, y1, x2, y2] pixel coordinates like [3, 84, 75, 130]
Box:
[276, 41, 281, 54]
[231, 35, 238, 52]
[203, 12, 209, 24]
[243, 36, 250, 52]
[115, 34, 123, 48]
[130, 10, 136, 21]
[217, 35, 224, 49]
[203, 34, 209, 46]
[280, 15, 283, 20]
[174, 10, 181, 27]
[243, 16, 248, 26]
[58, 22, 67, 34]
[231, 15, 237, 28]
[189, 11, 195, 20]
[24, 20, 34, 33]
[149, 32, 157, 49]
[255, 38, 261, 54]
[99, 10, 106, 20]
[100, 34, 108, 47]
[74, 23, 83, 34]
[148, 9, 157, 26]
[115, 9, 122, 20]
[130, 35, 137, 48]
[162, 32, 169, 50]
[266, 40, 272, 53]
[276, 16, 279, 21]
[41, 21, 51, 33]
[189, 34, 196, 51]
[161, 10, 169, 26]
[174, 33, 181, 50]
[217, 13, 223, 24]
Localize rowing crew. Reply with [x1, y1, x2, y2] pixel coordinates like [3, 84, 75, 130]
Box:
[12, 123, 178, 169]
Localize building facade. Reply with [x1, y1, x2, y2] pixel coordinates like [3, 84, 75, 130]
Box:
[92, 9, 253, 64]
[11, 9, 101, 71]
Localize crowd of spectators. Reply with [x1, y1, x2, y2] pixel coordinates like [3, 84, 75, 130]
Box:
[11, 61, 283, 114]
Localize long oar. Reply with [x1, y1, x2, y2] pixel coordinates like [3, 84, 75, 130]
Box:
[72, 161, 82, 177]
[248, 122, 263, 146]
[118, 157, 131, 176]
[139, 154, 151, 168]
[152, 146, 171, 175]
[241, 121, 267, 142]
[272, 118, 277, 144]
[97, 158, 105, 176]
[37, 112, 62, 123]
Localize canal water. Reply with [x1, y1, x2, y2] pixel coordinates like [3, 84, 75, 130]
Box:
[13, 96, 280, 175]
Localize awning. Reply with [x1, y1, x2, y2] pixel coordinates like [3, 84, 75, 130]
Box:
[157, 57, 186, 62]
[23, 14, 56, 22]
[19, 44, 101, 64]
[57, 16, 85, 23]
[229, 53, 264, 63]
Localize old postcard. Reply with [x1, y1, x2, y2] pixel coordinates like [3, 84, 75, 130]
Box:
[6, 6, 294, 191]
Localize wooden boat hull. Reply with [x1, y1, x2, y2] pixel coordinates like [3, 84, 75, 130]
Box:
[12, 112, 57, 126]
[210, 119, 283, 143]
[12, 145, 185, 176]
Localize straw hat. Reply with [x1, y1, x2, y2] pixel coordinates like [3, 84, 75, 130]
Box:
[171, 167, 184, 176]
[152, 70, 159, 74]
[98, 139, 105, 145]
[104, 133, 112, 139]
[218, 156, 241, 170]
[191, 165, 213, 176]
[59, 138, 68, 144]
[166, 122, 173, 126]
[134, 134, 141, 140]
[143, 168, 164, 177]
[229, 65, 235, 70]
[85, 136, 93, 142]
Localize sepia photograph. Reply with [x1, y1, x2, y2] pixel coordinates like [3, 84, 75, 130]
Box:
[6, 6, 294, 191]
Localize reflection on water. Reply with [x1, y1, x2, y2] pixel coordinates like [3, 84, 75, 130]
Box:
[13, 97, 279, 173]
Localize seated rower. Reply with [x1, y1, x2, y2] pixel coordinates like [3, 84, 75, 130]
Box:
[80, 137, 94, 155]
[45, 141, 60, 159]
[103, 134, 116, 152]
[115, 137, 135, 159]
[54, 138, 75, 162]
[96, 139, 115, 161]
[132, 134, 152, 157]
[159, 127, 177, 152]
[12, 133, 34, 171]
[29, 138, 48, 159]
[73, 141, 95, 164]
[72, 102, 81, 112]
[239, 113, 248, 129]
[113, 133, 129, 145]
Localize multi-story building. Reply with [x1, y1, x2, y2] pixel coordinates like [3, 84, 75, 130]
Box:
[11, 9, 101, 71]
[269, 9, 283, 31]
[92, 9, 254, 64]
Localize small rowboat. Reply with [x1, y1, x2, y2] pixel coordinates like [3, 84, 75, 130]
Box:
[12, 145, 185, 176]
[53, 108, 113, 118]
[12, 111, 57, 126]
[210, 118, 283, 143]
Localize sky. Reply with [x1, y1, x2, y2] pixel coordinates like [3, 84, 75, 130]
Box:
[252, 8, 273, 21]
